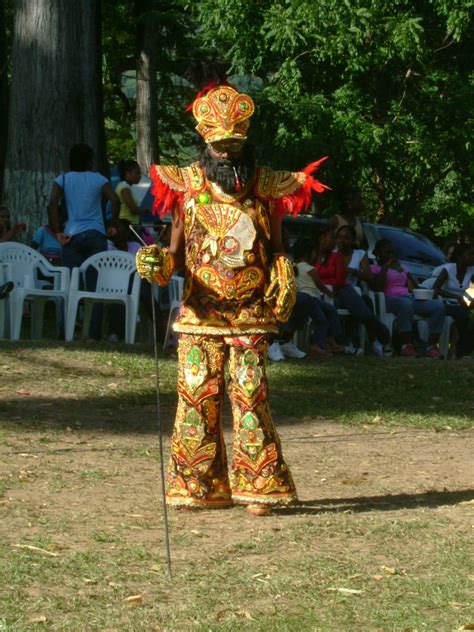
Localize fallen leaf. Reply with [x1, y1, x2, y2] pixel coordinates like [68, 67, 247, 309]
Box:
[381, 565, 397, 575]
[150, 564, 161, 573]
[28, 615, 47, 624]
[124, 594, 143, 605]
[372, 575, 384, 581]
[327, 587, 363, 595]
[457, 625, 474, 631]
[107, 383, 118, 389]
[12, 544, 59, 557]
[236, 610, 254, 620]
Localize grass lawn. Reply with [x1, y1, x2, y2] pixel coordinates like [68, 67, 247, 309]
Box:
[0, 341, 473, 631]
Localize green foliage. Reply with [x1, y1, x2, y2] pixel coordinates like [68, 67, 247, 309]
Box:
[195, 0, 474, 236]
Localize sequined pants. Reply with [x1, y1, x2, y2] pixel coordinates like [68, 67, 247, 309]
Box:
[166, 333, 297, 508]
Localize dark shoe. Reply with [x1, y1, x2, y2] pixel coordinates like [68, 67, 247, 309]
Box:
[0, 282, 14, 300]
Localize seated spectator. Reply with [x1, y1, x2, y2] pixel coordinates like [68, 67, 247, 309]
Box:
[432, 243, 474, 358]
[329, 189, 366, 248]
[371, 239, 446, 358]
[31, 224, 63, 264]
[0, 205, 26, 243]
[336, 225, 374, 287]
[115, 160, 150, 224]
[107, 219, 141, 255]
[442, 239, 458, 263]
[292, 237, 343, 357]
[315, 227, 390, 355]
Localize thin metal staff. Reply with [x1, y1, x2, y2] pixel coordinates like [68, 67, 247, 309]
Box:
[129, 225, 172, 578]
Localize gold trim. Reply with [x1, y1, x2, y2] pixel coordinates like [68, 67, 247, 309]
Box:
[232, 493, 298, 506]
[173, 324, 278, 335]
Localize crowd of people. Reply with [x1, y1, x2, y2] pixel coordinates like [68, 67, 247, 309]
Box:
[269, 218, 474, 361]
[0, 144, 473, 357]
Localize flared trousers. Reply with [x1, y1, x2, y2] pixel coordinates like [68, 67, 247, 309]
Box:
[166, 333, 297, 508]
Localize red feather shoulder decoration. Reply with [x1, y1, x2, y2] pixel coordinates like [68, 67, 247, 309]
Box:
[273, 157, 330, 218]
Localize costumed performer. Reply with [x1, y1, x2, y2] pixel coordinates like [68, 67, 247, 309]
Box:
[136, 84, 329, 515]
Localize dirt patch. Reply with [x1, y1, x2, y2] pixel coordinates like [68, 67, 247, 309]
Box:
[1, 420, 473, 557]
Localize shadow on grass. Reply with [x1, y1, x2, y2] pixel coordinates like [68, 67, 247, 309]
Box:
[274, 488, 474, 515]
[1, 340, 473, 432]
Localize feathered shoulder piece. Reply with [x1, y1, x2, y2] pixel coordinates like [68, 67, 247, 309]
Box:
[255, 157, 330, 217]
[149, 164, 208, 218]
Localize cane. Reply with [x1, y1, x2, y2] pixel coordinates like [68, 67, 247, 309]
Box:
[129, 225, 172, 578]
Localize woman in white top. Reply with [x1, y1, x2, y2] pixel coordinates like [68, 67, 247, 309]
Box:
[336, 225, 373, 287]
[432, 244, 474, 357]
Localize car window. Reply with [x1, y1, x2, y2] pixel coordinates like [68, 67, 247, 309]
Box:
[283, 216, 328, 254]
[377, 227, 445, 266]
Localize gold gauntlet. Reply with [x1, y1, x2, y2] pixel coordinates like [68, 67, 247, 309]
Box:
[135, 245, 175, 286]
[264, 253, 296, 323]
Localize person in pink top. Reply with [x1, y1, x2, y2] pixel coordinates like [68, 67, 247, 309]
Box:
[371, 239, 445, 358]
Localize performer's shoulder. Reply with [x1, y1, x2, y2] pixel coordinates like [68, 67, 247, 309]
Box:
[255, 165, 306, 199]
[150, 163, 205, 193]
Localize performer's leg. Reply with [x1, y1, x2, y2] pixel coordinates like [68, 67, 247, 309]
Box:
[226, 335, 297, 506]
[166, 334, 232, 508]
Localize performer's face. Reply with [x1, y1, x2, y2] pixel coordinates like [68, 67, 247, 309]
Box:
[200, 141, 256, 194]
[208, 140, 244, 160]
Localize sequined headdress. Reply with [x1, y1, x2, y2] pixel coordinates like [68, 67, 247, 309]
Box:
[192, 85, 255, 144]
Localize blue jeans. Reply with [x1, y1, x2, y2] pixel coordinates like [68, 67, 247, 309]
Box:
[335, 285, 390, 345]
[62, 230, 108, 340]
[385, 296, 445, 336]
[290, 292, 342, 348]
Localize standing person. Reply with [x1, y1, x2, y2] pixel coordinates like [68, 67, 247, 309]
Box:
[115, 159, 150, 224]
[136, 84, 329, 514]
[371, 239, 445, 358]
[48, 144, 119, 264]
[48, 144, 120, 338]
[0, 205, 26, 243]
[329, 190, 366, 248]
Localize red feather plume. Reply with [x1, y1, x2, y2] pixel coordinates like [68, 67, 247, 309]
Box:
[273, 156, 331, 218]
[149, 169, 184, 219]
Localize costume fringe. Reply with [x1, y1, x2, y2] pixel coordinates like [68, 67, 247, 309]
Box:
[150, 166, 184, 219]
[274, 156, 330, 218]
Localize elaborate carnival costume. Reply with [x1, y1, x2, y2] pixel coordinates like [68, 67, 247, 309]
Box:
[136, 85, 328, 509]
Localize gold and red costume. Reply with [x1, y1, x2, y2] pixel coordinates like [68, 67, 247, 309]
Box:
[136, 85, 328, 508]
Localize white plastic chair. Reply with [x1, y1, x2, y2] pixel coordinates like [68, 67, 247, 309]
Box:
[0, 243, 70, 340]
[0, 262, 11, 339]
[65, 251, 140, 344]
[163, 275, 184, 349]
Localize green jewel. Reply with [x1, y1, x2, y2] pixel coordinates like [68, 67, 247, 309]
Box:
[189, 348, 200, 364]
[197, 192, 211, 204]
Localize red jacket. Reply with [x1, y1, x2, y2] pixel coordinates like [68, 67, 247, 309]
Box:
[315, 252, 347, 289]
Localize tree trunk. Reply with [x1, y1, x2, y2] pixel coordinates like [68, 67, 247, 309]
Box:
[3, 0, 107, 240]
[136, 1, 159, 173]
[0, 2, 10, 199]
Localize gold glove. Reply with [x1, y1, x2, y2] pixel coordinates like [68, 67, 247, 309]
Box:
[264, 253, 296, 323]
[135, 245, 175, 286]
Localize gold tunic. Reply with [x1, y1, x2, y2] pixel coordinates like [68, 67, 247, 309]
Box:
[152, 162, 307, 336]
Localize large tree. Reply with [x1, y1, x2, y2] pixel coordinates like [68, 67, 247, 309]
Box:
[196, 0, 474, 238]
[3, 0, 106, 239]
